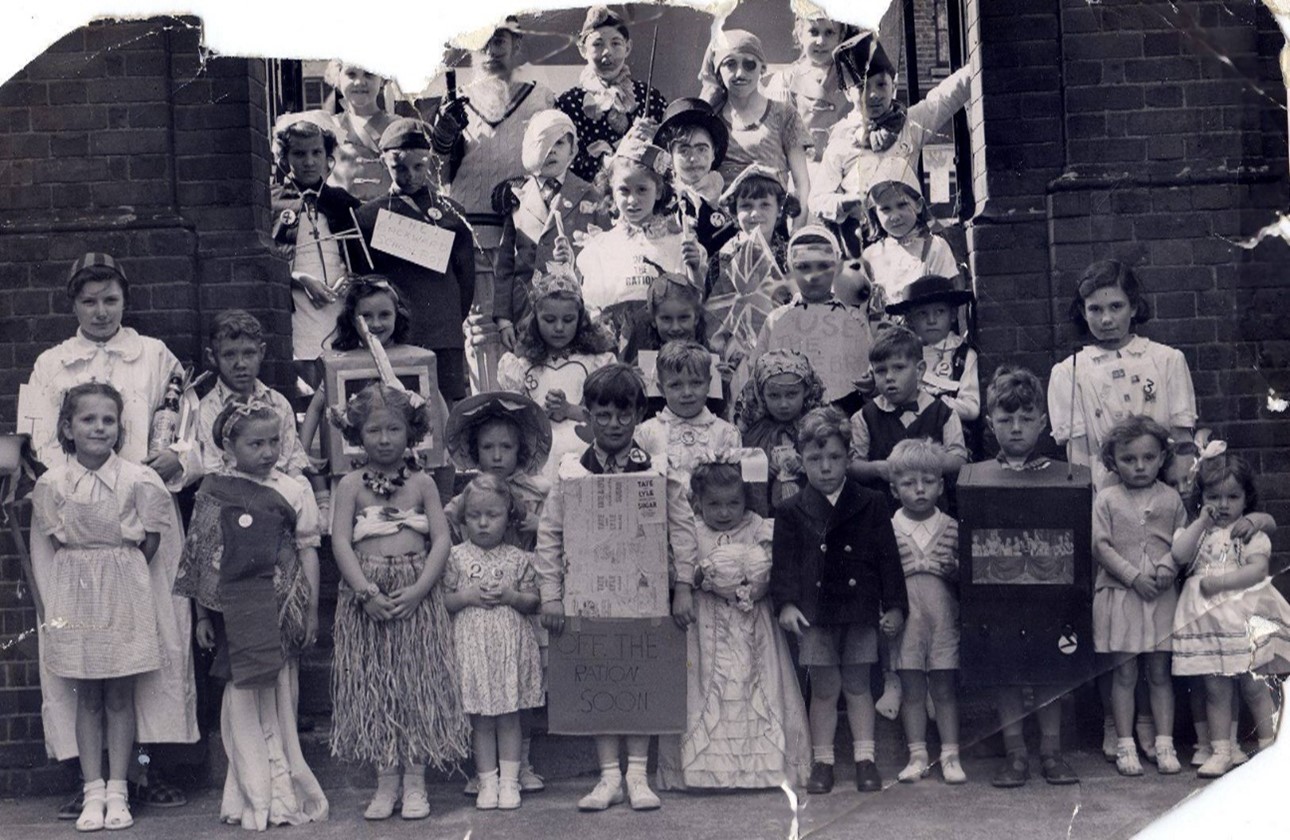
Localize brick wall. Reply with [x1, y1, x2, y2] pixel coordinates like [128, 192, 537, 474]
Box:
[0, 17, 292, 793]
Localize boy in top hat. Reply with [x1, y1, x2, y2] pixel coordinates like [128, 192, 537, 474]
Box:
[653, 97, 739, 257]
[810, 31, 971, 255]
[555, 5, 667, 183]
[348, 118, 475, 401]
[491, 109, 612, 347]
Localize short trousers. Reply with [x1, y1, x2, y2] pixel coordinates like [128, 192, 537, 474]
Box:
[799, 623, 879, 667]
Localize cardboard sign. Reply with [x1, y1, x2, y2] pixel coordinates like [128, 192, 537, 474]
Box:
[764, 306, 874, 403]
[562, 473, 669, 618]
[637, 349, 723, 399]
[547, 617, 687, 735]
[370, 208, 455, 273]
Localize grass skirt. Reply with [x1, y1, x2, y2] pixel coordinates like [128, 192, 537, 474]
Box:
[329, 552, 469, 769]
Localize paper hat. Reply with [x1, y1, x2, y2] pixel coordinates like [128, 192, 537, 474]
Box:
[786, 224, 842, 260]
[833, 31, 896, 88]
[719, 163, 786, 205]
[66, 252, 127, 295]
[522, 110, 578, 174]
[529, 264, 583, 302]
[656, 97, 729, 167]
[378, 118, 432, 152]
[446, 390, 552, 473]
[865, 155, 922, 197]
[884, 274, 974, 316]
[580, 5, 628, 38]
[613, 135, 672, 176]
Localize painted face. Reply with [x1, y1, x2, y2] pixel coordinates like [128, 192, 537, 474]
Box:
[871, 185, 920, 240]
[862, 71, 895, 120]
[1201, 475, 1248, 526]
[227, 416, 281, 478]
[588, 400, 641, 455]
[658, 366, 710, 419]
[762, 373, 807, 423]
[463, 490, 510, 550]
[611, 164, 660, 226]
[735, 194, 779, 242]
[800, 18, 842, 67]
[907, 302, 954, 346]
[872, 355, 924, 405]
[286, 133, 328, 187]
[336, 65, 380, 111]
[63, 394, 119, 465]
[892, 469, 942, 517]
[718, 52, 763, 99]
[535, 297, 580, 352]
[801, 434, 848, 496]
[1082, 285, 1136, 348]
[540, 133, 576, 180]
[358, 406, 410, 467]
[476, 420, 520, 478]
[788, 255, 838, 303]
[1113, 433, 1164, 489]
[385, 150, 432, 194]
[580, 26, 631, 79]
[669, 127, 715, 187]
[73, 278, 126, 341]
[988, 406, 1048, 461]
[354, 291, 399, 346]
[653, 298, 699, 344]
[698, 480, 746, 532]
[210, 337, 265, 395]
[481, 29, 521, 77]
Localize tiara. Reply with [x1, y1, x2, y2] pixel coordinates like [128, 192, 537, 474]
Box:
[529, 263, 583, 302]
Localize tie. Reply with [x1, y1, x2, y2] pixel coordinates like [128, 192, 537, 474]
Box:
[539, 177, 560, 207]
[896, 401, 920, 415]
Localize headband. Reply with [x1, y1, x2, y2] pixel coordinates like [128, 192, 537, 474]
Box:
[217, 398, 275, 449]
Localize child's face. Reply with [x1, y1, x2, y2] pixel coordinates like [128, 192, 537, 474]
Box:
[892, 469, 942, 517]
[659, 366, 710, 419]
[1201, 475, 1247, 526]
[208, 337, 265, 395]
[535, 297, 580, 351]
[653, 297, 699, 344]
[73, 279, 125, 341]
[336, 65, 380, 110]
[717, 52, 764, 99]
[355, 291, 399, 346]
[462, 490, 510, 550]
[988, 406, 1047, 461]
[789, 255, 838, 303]
[907, 302, 954, 346]
[871, 185, 919, 239]
[539, 133, 576, 180]
[588, 399, 643, 455]
[286, 134, 329, 187]
[228, 417, 281, 478]
[1164, 454, 1196, 498]
[1082, 285, 1136, 347]
[359, 406, 410, 466]
[762, 373, 807, 423]
[669, 128, 715, 186]
[861, 71, 896, 119]
[873, 354, 924, 405]
[736, 193, 779, 242]
[580, 26, 631, 79]
[611, 165, 659, 226]
[801, 434, 848, 496]
[63, 394, 119, 463]
[1113, 433, 1164, 489]
[385, 150, 432, 194]
[476, 421, 520, 478]
[698, 481, 746, 532]
[800, 18, 842, 67]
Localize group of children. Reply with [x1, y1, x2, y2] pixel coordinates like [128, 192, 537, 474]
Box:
[20, 4, 1289, 834]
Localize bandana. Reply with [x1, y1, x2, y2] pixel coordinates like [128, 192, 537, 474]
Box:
[522, 109, 578, 175]
[864, 100, 908, 153]
[579, 64, 638, 133]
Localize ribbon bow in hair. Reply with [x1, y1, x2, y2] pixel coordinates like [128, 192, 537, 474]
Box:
[1189, 429, 1228, 485]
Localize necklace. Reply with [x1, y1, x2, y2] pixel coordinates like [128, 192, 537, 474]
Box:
[362, 463, 413, 498]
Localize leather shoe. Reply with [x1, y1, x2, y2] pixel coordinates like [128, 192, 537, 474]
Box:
[1040, 754, 1079, 785]
[855, 760, 882, 792]
[806, 762, 834, 794]
[991, 754, 1030, 788]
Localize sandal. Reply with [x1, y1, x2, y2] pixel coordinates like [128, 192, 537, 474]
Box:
[104, 781, 133, 831]
[76, 780, 106, 833]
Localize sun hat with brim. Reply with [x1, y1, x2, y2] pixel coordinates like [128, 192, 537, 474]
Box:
[656, 97, 729, 168]
[446, 391, 553, 473]
[884, 274, 974, 316]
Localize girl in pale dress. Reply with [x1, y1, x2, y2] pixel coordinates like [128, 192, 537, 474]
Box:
[496, 268, 616, 484]
[1171, 449, 1290, 778]
[657, 456, 810, 790]
[443, 475, 544, 810]
[327, 384, 467, 820]
[30, 383, 169, 831]
[763, 16, 856, 167]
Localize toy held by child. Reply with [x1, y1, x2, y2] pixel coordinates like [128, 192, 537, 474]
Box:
[174, 398, 328, 829]
[30, 383, 170, 832]
[657, 455, 810, 790]
[326, 384, 468, 820]
[443, 475, 544, 810]
[734, 350, 827, 508]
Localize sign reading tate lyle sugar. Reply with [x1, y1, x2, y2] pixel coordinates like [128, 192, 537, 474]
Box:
[547, 618, 687, 735]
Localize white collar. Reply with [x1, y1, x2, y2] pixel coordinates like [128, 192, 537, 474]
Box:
[64, 327, 144, 365]
[658, 406, 714, 427]
[874, 391, 932, 414]
[214, 377, 269, 403]
[67, 452, 123, 492]
[928, 333, 964, 353]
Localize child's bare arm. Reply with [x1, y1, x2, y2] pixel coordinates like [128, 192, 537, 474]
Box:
[300, 386, 327, 453]
[140, 531, 160, 563]
[1170, 515, 1209, 568]
[785, 142, 811, 222]
[1202, 549, 1270, 597]
[1232, 512, 1277, 542]
[299, 545, 320, 644]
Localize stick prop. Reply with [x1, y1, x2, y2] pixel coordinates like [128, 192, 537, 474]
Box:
[644, 26, 659, 99]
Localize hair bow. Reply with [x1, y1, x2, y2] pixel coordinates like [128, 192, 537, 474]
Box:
[1189, 429, 1227, 485]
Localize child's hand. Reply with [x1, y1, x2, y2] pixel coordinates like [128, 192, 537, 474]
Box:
[1229, 515, 1258, 542]
[552, 236, 574, 265]
[145, 450, 182, 483]
[1154, 566, 1176, 590]
[1130, 573, 1160, 601]
[545, 389, 570, 422]
[389, 580, 431, 619]
[540, 600, 566, 634]
[1199, 504, 1218, 524]
[362, 592, 398, 622]
[295, 272, 337, 307]
[853, 368, 876, 395]
[671, 584, 695, 629]
[496, 318, 516, 351]
[195, 616, 216, 650]
[681, 239, 703, 273]
[778, 604, 810, 637]
[519, 509, 541, 535]
[879, 608, 904, 638]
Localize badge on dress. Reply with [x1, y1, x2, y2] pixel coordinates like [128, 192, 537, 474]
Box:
[278, 209, 297, 227]
[579, 200, 597, 214]
[238, 513, 254, 528]
[628, 446, 649, 465]
[1143, 379, 1157, 402]
[425, 207, 443, 221]
[709, 211, 728, 228]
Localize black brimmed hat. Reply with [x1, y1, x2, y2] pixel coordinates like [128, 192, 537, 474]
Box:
[655, 97, 729, 168]
[885, 274, 974, 315]
[833, 31, 896, 89]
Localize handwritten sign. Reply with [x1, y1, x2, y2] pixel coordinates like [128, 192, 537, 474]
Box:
[637, 350, 723, 400]
[763, 307, 874, 403]
[370, 208, 456, 273]
[562, 474, 669, 618]
[547, 618, 686, 735]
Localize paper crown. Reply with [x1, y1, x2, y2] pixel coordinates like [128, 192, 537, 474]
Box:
[787, 224, 842, 258]
[529, 264, 583, 302]
[613, 136, 672, 176]
[719, 163, 785, 205]
[865, 155, 923, 196]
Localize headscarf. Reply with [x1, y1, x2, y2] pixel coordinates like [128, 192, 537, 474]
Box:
[733, 349, 826, 431]
[522, 110, 578, 175]
[698, 29, 768, 107]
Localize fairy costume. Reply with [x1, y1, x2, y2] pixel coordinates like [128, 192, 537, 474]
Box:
[733, 350, 826, 508]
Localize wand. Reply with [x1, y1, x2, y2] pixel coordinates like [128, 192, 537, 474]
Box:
[644, 25, 659, 102]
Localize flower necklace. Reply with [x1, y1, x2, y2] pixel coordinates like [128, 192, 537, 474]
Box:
[362, 461, 414, 498]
